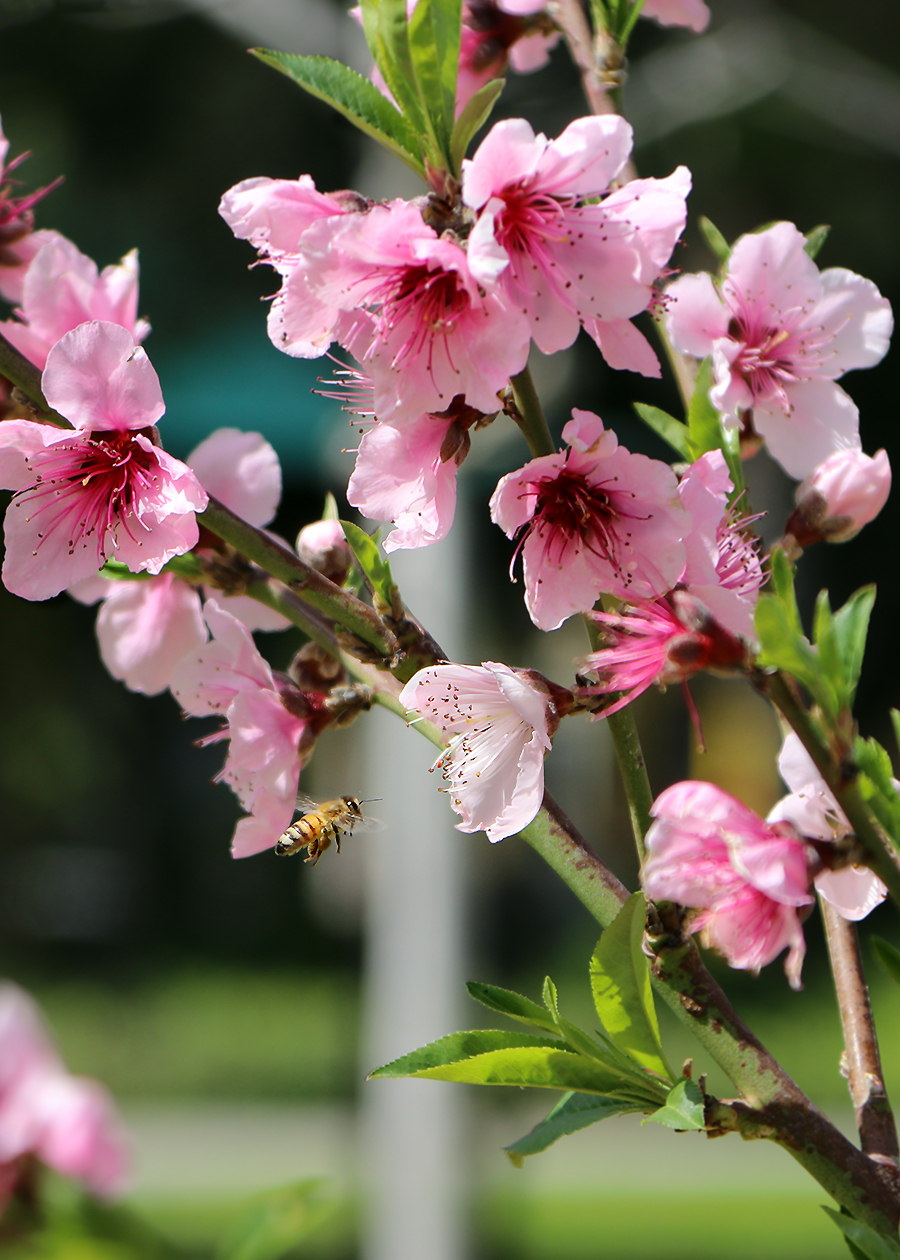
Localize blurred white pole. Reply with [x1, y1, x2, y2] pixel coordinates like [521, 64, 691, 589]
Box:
[360, 514, 470, 1260]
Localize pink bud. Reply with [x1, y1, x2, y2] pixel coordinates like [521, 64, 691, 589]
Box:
[787, 448, 891, 546]
[296, 519, 352, 584]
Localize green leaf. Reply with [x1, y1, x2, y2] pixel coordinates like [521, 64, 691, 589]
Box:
[373, 1040, 662, 1098]
[449, 78, 504, 171]
[871, 936, 900, 986]
[369, 1029, 562, 1078]
[321, 492, 340, 522]
[99, 560, 154, 581]
[822, 1208, 900, 1260]
[855, 737, 900, 848]
[698, 215, 731, 265]
[340, 520, 395, 607]
[590, 893, 671, 1080]
[217, 1180, 332, 1260]
[504, 1092, 642, 1166]
[831, 585, 875, 707]
[633, 403, 693, 460]
[769, 547, 803, 635]
[642, 1078, 706, 1131]
[804, 224, 831, 260]
[754, 594, 822, 700]
[892, 710, 900, 758]
[812, 590, 844, 720]
[408, 0, 462, 158]
[686, 358, 743, 494]
[466, 981, 559, 1035]
[251, 50, 424, 176]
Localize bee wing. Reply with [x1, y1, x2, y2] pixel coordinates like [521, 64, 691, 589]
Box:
[349, 814, 386, 833]
[293, 793, 321, 816]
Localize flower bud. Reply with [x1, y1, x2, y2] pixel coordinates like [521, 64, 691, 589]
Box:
[296, 519, 353, 585]
[786, 449, 891, 547]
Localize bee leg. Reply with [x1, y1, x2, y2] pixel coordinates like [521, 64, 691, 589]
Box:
[304, 842, 321, 865]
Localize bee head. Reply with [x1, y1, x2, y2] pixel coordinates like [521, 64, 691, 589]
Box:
[343, 797, 363, 815]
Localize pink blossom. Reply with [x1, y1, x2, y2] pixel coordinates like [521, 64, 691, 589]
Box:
[347, 398, 484, 551]
[399, 661, 562, 842]
[677, 449, 763, 640]
[219, 176, 368, 358]
[0, 233, 149, 370]
[787, 447, 891, 547]
[463, 117, 690, 369]
[0, 116, 61, 304]
[68, 428, 286, 694]
[665, 222, 893, 477]
[768, 733, 887, 921]
[641, 0, 710, 32]
[643, 781, 813, 988]
[489, 409, 689, 630]
[170, 600, 324, 858]
[296, 200, 531, 423]
[0, 322, 207, 601]
[0, 983, 129, 1199]
[581, 590, 748, 716]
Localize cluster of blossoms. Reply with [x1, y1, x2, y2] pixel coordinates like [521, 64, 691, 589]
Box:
[0, 0, 895, 1016]
[220, 112, 690, 551]
[0, 984, 128, 1203]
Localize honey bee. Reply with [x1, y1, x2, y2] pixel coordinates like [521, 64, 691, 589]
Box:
[275, 794, 383, 864]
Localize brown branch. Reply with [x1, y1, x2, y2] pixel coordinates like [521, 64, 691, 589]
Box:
[0, 329, 69, 426]
[821, 898, 900, 1167]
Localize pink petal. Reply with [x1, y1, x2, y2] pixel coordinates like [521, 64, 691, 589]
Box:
[815, 866, 887, 921]
[42, 322, 165, 433]
[641, 0, 710, 30]
[665, 271, 729, 358]
[808, 267, 893, 376]
[724, 222, 821, 323]
[187, 429, 281, 527]
[462, 118, 548, 211]
[586, 317, 661, 376]
[94, 574, 207, 695]
[754, 378, 860, 479]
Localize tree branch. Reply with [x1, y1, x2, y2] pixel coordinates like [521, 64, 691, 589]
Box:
[0, 328, 70, 425]
[821, 897, 900, 1167]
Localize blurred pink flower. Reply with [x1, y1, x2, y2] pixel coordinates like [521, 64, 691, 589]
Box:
[787, 447, 891, 547]
[463, 116, 690, 371]
[768, 733, 887, 921]
[665, 222, 893, 477]
[643, 781, 813, 988]
[0, 115, 61, 304]
[399, 661, 562, 842]
[0, 233, 149, 370]
[641, 0, 709, 31]
[490, 409, 688, 630]
[0, 983, 129, 1200]
[0, 322, 206, 600]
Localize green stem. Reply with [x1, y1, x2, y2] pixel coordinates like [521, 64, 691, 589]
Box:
[585, 609, 653, 861]
[509, 365, 556, 458]
[652, 315, 697, 416]
[200, 496, 396, 660]
[760, 670, 900, 909]
[0, 328, 70, 425]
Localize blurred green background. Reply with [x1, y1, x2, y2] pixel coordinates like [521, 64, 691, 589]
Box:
[1, 0, 900, 1256]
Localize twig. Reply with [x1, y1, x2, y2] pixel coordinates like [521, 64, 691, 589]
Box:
[821, 898, 900, 1167]
[509, 365, 556, 458]
[200, 495, 397, 660]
